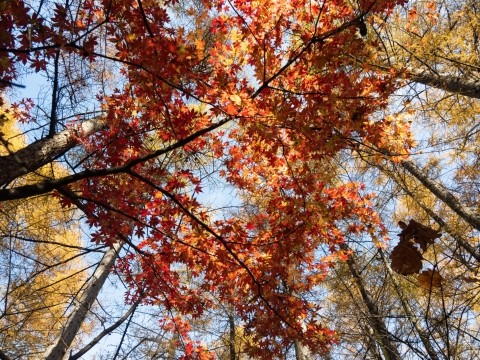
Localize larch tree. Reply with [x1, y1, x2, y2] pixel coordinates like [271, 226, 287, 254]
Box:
[0, 106, 92, 359]
[317, 0, 480, 358]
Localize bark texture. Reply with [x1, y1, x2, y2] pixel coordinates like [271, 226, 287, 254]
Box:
[0, 118, 105, 187]
[43, 241, 123, 360]
[406, 68, 480, 99]
[69, 298, 141, 360]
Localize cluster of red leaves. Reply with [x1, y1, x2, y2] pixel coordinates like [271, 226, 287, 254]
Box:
[4, 0, 409, 357]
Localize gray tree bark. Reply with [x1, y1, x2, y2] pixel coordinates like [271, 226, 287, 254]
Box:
[228, 314, 236, 360]
[0, 118, 105, 187]
[405, 68, 480, 99]
[294, 340, 308, 360]
[69, 298, 141, 360]
[43, 241, 123, 360]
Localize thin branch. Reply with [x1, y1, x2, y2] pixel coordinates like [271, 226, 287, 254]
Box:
[69, 299, 142, 360]
[0, 117, 231, 201]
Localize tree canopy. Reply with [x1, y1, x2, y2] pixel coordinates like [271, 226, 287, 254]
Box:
[0, 0, 479, 359]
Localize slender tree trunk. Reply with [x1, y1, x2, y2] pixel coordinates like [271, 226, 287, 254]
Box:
[379, 250, 441, 360]
[0, 118, 105, 187]
[43, 241, 123, 360]
[399, 159, 480, 232]
[343, 247, 401, 360]
[69, 298, 141, 360]
[294, 340, 306, 360]
[228, 314, 236, 360]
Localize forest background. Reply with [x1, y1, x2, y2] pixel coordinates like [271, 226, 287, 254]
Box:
[0, 0, 479, 358]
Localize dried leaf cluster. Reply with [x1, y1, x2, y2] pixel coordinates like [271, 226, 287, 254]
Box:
[390, 219, 443, 286]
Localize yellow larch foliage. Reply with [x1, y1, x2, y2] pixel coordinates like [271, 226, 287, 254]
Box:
[0, 104, 91, 357]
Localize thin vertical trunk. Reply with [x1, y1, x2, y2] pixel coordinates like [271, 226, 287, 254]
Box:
[294, 340, 305, 360]
[228, 314, 236, 360]
[379, 250, 441, 360]
[43, 241, 123, 360]
[69, 298, 141, 360]
[343, 247, 401, 360]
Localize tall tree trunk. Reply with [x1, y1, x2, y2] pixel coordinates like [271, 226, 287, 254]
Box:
[379, 250, 441, 360]
[343, 247, 401, 360]
[228, 314, 236, 360]
[0, 118, 105, 187]
[294, 340, 306, 360]
[405, 68, 480, 99]
[399, 159, 480, 231]
[69, 298, 141, 360]
[43, 241, 123, 360]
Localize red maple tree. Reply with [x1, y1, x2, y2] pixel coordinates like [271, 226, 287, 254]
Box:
[0, 0, 409, 357]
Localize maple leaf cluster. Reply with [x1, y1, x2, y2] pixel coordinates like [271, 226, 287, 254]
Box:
[1, 0, 410, 357]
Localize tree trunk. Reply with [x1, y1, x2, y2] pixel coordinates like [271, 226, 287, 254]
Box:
[343, 248, 401, 360]
[405, 68, 480, 99]
[69, 298, 141, 360]
[400, 159, 480, 231]
[294, 340, 307, 360]
[0, 118, 105, 187]
[228, 314, 236, 360]
[43, 241, 123, 360]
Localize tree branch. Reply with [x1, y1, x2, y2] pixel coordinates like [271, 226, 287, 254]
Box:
[0, 117, 105, 187]
[405, 68, 480, 99]
[69, 298, 142, 360]
[0, 117, 231, 201]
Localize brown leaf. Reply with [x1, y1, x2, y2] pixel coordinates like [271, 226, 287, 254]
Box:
[390, 241, 423, 275]
[398, 219, 441, 252]
[418, 269, 443, 289]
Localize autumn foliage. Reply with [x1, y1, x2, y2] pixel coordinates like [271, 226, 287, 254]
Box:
[0, 0, 415, 357]
[390, 220, 441, 276]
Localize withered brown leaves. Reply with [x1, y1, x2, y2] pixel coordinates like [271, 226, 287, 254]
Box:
[418, 269, 443, 289]
[390, 220, 441, 275]
[390, 240, 423, 275]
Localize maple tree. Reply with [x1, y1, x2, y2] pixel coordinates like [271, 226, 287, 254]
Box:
[0, 0, 415, 358]
[4, 0, 480, 358]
